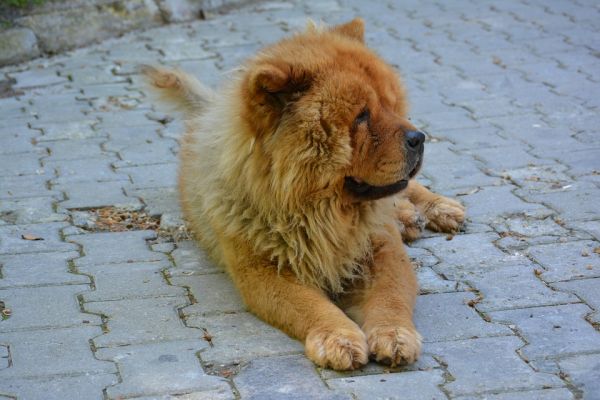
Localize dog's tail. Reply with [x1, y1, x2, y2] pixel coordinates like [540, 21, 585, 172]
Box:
[139, 65, 214, 115]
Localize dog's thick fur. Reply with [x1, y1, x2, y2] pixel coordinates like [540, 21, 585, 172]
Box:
[143, 19, 464, 370]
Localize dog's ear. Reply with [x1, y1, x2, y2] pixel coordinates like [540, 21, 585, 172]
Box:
[331, 18, 365, 43]
[244, 62, 312, 135]
[250, 63, 311, 95]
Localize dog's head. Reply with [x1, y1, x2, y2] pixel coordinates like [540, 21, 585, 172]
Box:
[240, 18, 424, 203]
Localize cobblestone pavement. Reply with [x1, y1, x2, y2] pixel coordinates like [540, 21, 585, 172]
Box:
[1, 0, 599, 399]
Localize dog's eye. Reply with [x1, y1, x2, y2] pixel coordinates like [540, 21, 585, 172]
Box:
[355, 108, 370, 125]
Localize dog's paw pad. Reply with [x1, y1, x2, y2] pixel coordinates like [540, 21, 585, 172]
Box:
[305, 328, 368, 370]
[366, 326, 422, 366]
[395, 203, 426, 242]
[425, 196, 465, 233]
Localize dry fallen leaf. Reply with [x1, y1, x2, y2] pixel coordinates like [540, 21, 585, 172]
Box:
[21, 234, 43, 241]
[593, 247, 600, 255]
[582, 249, 590, 257]
[202, 328, 214, 347]
[534, 269, 543, 277]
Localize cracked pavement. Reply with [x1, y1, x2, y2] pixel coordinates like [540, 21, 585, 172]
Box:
[1, 0, 599, 399]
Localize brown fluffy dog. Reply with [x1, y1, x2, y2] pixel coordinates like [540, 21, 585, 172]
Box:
[143, 18, 464, 370]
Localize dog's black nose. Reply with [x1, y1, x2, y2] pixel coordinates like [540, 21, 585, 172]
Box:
[405, 130, 425, 149]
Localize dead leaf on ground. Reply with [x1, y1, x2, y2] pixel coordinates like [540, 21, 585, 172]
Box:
[456, 187, 480, 196]
[593, 247, 600, 255]
[202, 328, 214, 347]
[534, 269, 543, 277]
[21, 234, 43, 241]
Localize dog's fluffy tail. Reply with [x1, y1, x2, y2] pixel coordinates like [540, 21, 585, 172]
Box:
[140, 65, 214, 115]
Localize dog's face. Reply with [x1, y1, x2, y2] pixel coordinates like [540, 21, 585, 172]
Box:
[241, 19, 424, 203]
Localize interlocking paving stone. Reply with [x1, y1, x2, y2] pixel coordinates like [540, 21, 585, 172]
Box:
[96, 340, 230, 399]
[0, 374, 117, 400]
[0, 196, 66, 225]
[68, 230, 165, 267]
[552, 278, 600, 324]
[0, 152, 43, 177]
[0, 222, 77, 254]
[0, 285, 100, 332]
[0, 251, 86, 288]
[489, 304, 600, 361]
[46, 157, 129, 185]
[44, 138, 108, 161]
[85, 296, 198, 347]
[428, 336, 563, 396]
[414, 292, 511, 342]
[454, 388, 574, 400]
[120, 162, 178, 189]
[0, 174, 58, 200]
[0, 326, 115, 379]
[328, 370, 446, 400]
[80, 261, 183, 302]
[57, 180, 141, 210]
[527, 240, 600, 282]
[235, 355, 351, 400]
[187, 312, 303, 364]
[175, 272, 245, 317]
[558, 354, 600, 400]
[169, 241, 221, 276]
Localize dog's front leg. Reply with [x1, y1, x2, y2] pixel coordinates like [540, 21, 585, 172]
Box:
[221, 238, 368, 370]
[407, 180, 465, 233]
[358, 225, 422, 366]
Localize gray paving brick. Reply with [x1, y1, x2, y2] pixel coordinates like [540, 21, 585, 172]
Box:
[9, 67, 67, 89]
[0, 374, 117, 400]
[421, 158, 503, 191]
[0, 196, 66, 225]
[174, 273, 245, 317]
[0, 222, 77, 254]
[0, 152, 43, 177]
[126, 187, 181, 216]
[169, 241, 221, 276]
[527, 240, 600, 282]
[415, 292, 511, 342]
[80, 261, 183, 302]
[57, 180, 141, 210]
[69, 230, 166, 267]
[328, 370, 446, 400]
[457, 185, 552, 224]
[187, 312, 303, 364]
[44, 138, 108, 161]
[32, 119, 102, 142]
[0, 326, 115, 379]
[0, 174, 58, 200]
[517, 181, 600, 221]
[454, 388, 574, 400]
[489, 304, 600, 361]
[446, 263, 579, 312]
[120, 163, 178, 189]
[0, 285, 99, 332]
[416, 266, 462, 294]
[85, 296, 198, 347]
[47, 157, 129, 185]
[96, 340, 230, 399]
[553, 278, 600, 324]
[115, 141, 177, 167]
[558, 354, 600, 400]
[428, 336, 563, 396]
[235, 354, 350, 400]
[0, 127, 40, 155]
[0, 251, 86, 288]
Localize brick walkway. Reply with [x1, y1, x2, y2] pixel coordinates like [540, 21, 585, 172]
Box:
[1, 0, 599, 399]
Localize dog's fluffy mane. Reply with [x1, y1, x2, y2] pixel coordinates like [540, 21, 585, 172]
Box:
[143, 21, 394, 293]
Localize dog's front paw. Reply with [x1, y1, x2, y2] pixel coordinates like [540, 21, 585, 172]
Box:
[305, 327, 368, 370]
[395, 199, 426, 242]
[423, 196, 465, 233]
[365, 325, 422, 367]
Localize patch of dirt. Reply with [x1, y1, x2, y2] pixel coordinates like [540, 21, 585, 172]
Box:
[74, 206, 193, 242]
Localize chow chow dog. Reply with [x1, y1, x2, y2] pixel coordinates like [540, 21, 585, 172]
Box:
[143, 18, 464, 370]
